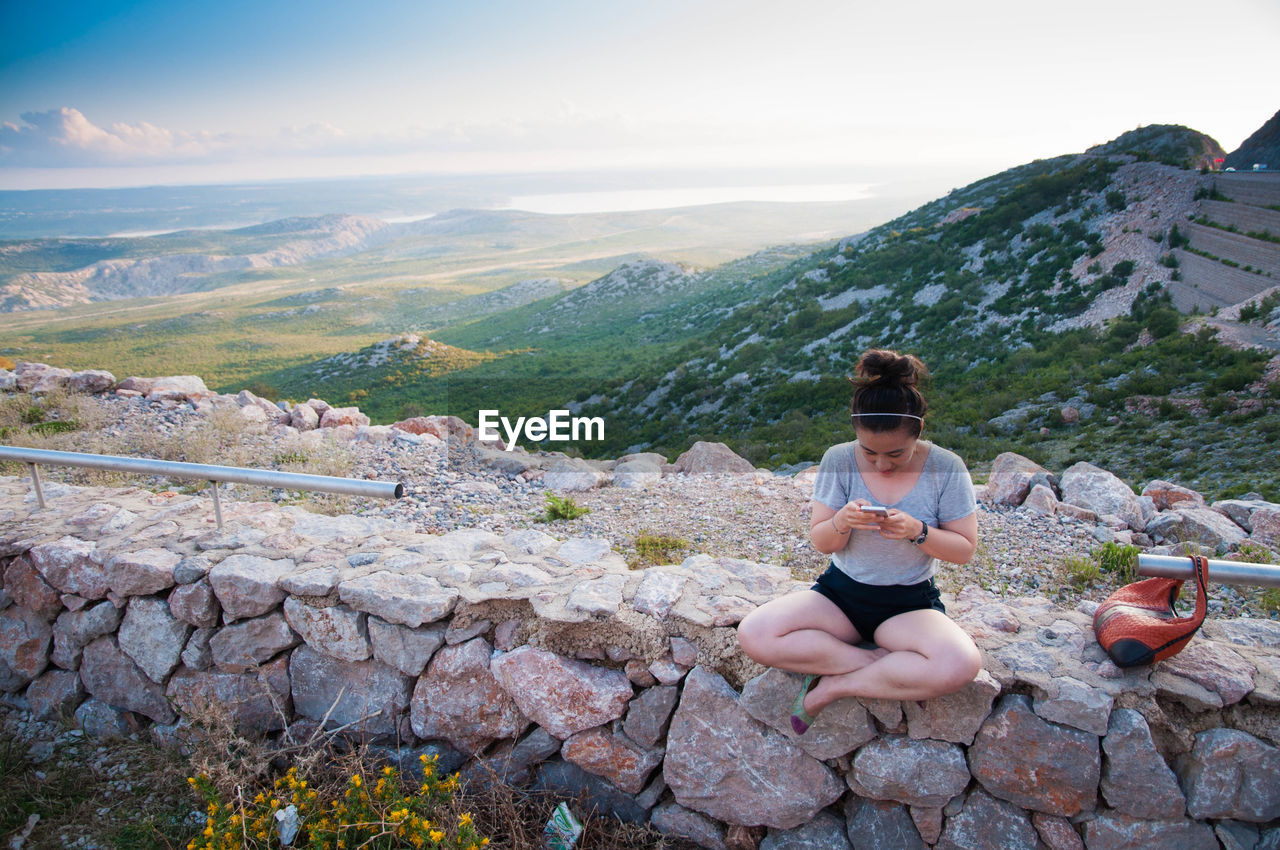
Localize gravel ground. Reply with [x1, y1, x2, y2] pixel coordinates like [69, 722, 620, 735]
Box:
[7, 391, 1277, 619]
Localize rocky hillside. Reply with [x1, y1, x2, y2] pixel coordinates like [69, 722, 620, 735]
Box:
[1225, 108, 1280, 171]
[0, 214, 393, 311]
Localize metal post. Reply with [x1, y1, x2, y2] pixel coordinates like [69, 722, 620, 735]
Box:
[209, 480, 224, 530]
[1138, 553, 1280, 587]
[28, 463, 45, 509]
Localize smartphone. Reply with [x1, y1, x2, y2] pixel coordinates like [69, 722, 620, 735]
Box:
[858, 505, 890, 517]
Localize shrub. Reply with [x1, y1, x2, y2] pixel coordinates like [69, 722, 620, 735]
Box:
[1063, 553, 1102, 586]
[1105, 190, 1127, 211]
[630, 532, 689, 568]
[1096, 542, 1139, 583]
[539, 492, 590, 522]
[187, 758, 489, 850]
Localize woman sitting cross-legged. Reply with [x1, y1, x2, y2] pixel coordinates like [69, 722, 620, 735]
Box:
[737, 348, 982, 734]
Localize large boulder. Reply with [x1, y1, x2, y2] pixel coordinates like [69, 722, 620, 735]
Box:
[1060, 463, 1144, 530]
[1146, 507, 1248, 551]
[984, 453, 1050, 507]
[147, 375, 211, 402]
[207, 555, 295, 621]
[117, 596, 190, 684]
[672, 441, 756, 476]
[167, 656, 291, 733]
[1141, 480, 1206, 511]
[319, 406, 370, 428]
[67, 369, 116, 394]
[663, 666, 844, 829]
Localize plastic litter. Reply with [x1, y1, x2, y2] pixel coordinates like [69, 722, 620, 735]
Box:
[274, 804, 300, 846]
[543, 801, 584, 849]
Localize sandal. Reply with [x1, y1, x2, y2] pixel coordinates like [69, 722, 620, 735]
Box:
[790, 674, 820, 735]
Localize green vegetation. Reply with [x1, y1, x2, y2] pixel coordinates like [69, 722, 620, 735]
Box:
[538, 492, 590, 523]
[629, 532, 690, 568]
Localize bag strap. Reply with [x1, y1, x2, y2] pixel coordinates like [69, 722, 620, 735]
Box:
[1188, 554, 1209, 625]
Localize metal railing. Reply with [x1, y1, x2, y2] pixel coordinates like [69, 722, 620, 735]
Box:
[0, 445, 403, 529]
[1139, 553, 1280, 587]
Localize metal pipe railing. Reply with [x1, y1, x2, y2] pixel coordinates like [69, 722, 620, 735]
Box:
[0, 445, 403, 529]
[1138, 553, 1280, 587]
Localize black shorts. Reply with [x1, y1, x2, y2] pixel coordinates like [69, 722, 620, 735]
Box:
[811, 563, 946, 643]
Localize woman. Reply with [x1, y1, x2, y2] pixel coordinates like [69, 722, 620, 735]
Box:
[737, 349, 981, 734]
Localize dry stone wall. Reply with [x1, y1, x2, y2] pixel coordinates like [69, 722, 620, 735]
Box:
[2, 475, 1279, 850]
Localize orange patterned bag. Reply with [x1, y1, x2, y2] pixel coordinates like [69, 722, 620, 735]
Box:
[1092, 554, 1208, 668]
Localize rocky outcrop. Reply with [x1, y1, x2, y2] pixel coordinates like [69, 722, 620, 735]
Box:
[984, 451, 1278, 556]
[2, 476, 1279, 849]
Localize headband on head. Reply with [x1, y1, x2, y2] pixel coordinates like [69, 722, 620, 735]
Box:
[850, 413, 924, 423]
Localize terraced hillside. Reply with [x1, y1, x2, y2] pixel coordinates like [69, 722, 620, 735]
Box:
[1170, 172, 1280, 312]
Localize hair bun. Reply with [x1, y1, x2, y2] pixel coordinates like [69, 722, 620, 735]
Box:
[854, 349, 926, 390]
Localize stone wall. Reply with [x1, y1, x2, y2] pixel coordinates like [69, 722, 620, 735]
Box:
[2, 476, 1278, 850]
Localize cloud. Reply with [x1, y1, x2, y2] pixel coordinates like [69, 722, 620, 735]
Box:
[1, 104, 744, 172]
[0, 108, 237, 166]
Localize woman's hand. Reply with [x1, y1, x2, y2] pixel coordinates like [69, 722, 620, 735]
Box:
[876, 509, 924, 541]
[831, 499, 884, 534]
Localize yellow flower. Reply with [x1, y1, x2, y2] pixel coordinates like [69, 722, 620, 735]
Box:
[202, 827, 214, 838]
[459, 813, 473, 827]
[383, 766, 395, 776]
[351, 775, 362, 787]
[429, 829, 446, 843]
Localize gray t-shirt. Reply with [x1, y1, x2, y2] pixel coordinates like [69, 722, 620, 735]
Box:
[812, 440, 976, 585]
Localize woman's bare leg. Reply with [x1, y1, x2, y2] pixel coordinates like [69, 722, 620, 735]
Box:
[803, 608, 981, 710]
[737, 590, 889, 676]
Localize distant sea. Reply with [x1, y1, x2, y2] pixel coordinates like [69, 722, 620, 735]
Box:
[502, 182, 876, 215]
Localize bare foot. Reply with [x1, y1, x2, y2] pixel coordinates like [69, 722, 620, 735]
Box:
[804, 647, 890, 715]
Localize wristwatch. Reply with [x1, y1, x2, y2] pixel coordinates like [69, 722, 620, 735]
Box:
[910, 521, 929, 545]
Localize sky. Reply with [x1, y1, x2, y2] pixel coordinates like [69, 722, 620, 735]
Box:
[1, 0, 1278, 190]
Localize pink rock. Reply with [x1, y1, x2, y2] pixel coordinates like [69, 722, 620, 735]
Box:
[209, 611, 299, 671]
[968, 695, 1099, 817]
[26, 668, 85, 720]
[985, 453, 1050, 506]
[1179, 727, 1280, 821]
[319, 406, 370, 428]
[106, 548, 180, 597]
[664, 667, 844, 829]
[207, 554, 294, 621]
[167, 656, 290, 733]
[0, 606, 52, 682]
[29, 536, 110, 600]
[168, 580, 220, 628]
[289, 403, 320, 431]
[115, 376, 156, 395]
[79, 636, 175, 723]
[1023, 483, 1058, 515]
[67, 369, 116, 394]
[290, 645, 410, 735]
[1158, 641, 1255, 706]
[904, 668, 1001, 744]
[1061, 462, 1143, 530]
[850, 735, 970, 807]
[282, 598, 370, 662]
[147, 375, 211, 402]
[562, 726, 663, 794]
[1141, 479, 1206, 511]
[490, 646, 633, 739]
[410, 638, 526, 754]
[3, 555, 63, 620]
[1250, 507, 1280, 549]
[672, 441, 755, 476]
